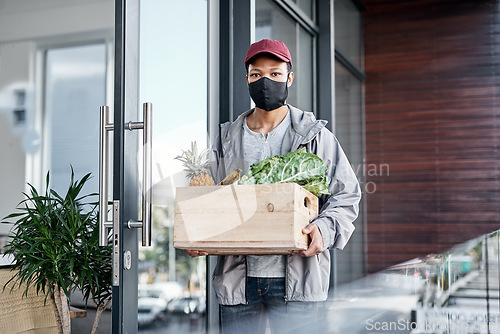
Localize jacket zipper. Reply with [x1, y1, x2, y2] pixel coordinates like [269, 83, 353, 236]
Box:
[245, 256, 249, 305]
[284, 255, 289, 303]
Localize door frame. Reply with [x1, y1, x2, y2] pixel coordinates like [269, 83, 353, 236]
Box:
[112, 0, 140, 332]
[112, 0, 217, 332]
[111, 0, 333, 332]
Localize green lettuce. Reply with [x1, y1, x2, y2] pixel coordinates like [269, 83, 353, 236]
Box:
[239, 148, 331, 196]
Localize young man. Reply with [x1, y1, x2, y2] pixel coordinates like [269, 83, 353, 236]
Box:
[187, 39, 361, 333]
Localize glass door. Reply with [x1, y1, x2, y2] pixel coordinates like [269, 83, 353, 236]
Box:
[138, 0, 208, 332]
[106, 0, 209, 333]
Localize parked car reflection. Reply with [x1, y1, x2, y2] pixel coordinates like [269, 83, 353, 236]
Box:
[137, 282, 183, 328]
[138, 295, 168, 328]
[167, 296, 206, 315]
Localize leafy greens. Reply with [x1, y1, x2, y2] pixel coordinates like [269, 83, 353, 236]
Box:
[239, 147, 331, 196]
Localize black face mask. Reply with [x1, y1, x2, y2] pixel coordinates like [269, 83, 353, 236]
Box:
[248, 76, 288, 111]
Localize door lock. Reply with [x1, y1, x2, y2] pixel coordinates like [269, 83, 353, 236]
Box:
[124, 251, 132, 270]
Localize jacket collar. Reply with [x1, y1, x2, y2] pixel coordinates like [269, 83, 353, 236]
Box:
[219, 105, 328, 167]
[221, 105, 327, 141]
[220, 109, 251, 143]
[288, 105, 327, 144]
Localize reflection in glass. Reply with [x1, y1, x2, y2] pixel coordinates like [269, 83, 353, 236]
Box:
[313, 232, 497, 333]
[139, 0, 208, 332]
[292, 0, 314, 20]
[255, 0, 314, 112]
[44, 44, 106, 195]
[296, 27, 314, 111]
[334, 0, 363, 69]
[334, 60, 365, 284]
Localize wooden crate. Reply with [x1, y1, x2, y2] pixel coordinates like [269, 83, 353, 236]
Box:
[173, 183, 318, 255]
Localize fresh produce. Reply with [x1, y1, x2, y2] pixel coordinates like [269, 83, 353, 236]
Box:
[219, 168, 242, 185]
[239, 148, 331, 196]
[175, 141, 215, 186]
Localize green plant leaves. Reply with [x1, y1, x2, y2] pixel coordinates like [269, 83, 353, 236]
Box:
[1, 168, 112, 309]
[239, 147, 331, 196]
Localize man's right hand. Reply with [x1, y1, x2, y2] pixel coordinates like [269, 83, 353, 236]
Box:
[184, 249, 208, 257]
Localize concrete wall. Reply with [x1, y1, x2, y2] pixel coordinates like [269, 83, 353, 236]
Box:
[0, 0, 113, 236]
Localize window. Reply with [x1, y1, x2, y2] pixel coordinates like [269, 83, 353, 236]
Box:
[291, 0, 314, 20]
[138, 1, 208, 332]
[43, 43, 107, 194]
[334, 59, 365, 284]
[335, 0, 363, 69]
[334, 0, 365, 284]
[255, 0, 316, 112]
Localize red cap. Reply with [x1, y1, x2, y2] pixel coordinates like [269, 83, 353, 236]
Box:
[244, 39, 292, 68]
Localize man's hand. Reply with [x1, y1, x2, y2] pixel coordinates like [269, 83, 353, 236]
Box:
[184, 249, 208, 257]
[294, 223, 324, 257]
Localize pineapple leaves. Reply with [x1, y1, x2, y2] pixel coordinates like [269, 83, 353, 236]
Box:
[175, 141, 211, 177]
[175, 141, 215, 185]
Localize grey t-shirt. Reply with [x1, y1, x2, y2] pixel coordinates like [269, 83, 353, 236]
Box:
[243, 110, 291, 278]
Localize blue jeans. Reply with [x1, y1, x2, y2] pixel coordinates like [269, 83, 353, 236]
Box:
[220, 277, 324, 334]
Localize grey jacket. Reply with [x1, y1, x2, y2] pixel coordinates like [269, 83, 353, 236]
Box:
[209, 105, 361, 305]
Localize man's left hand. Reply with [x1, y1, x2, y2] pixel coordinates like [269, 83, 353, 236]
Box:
[294, 223, 324, 257]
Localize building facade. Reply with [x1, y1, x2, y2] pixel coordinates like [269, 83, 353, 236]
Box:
[1, 0, 498, 332]
[363, 0, 500, 273]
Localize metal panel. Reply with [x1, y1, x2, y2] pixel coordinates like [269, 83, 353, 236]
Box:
[219, 0, 232, 123]
[272, 0, 319, 35]
[207, 1, 221, 333]
[112, 0, 140, 332]
[111, 0, 124, 329]
[232, 0, 253, 118]
[317, 0, 334, 130]
[219, 0, 253, 122]
[316, 0, 338, 289]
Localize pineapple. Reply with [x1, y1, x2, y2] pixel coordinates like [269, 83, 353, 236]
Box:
[175, 141, 215, 186]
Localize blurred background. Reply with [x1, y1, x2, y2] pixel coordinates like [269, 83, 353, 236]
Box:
[0, 0, 499, 333]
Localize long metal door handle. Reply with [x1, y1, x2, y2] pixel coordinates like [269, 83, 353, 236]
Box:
[142, 102, 153, 246]
[127, 102, 153, 247]
[99, 106, 114, 246]
[99, 104, 152, 247]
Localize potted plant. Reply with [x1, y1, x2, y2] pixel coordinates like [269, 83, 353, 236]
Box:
[1, 169, 112, 334]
